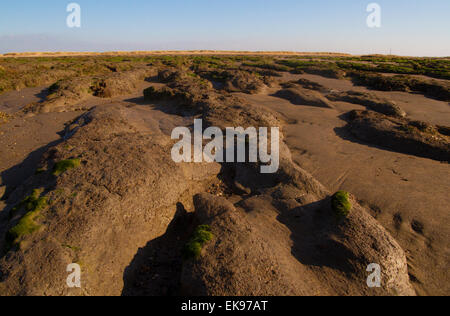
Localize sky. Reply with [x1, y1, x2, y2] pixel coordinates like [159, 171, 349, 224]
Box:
[0, 0, 449, 56]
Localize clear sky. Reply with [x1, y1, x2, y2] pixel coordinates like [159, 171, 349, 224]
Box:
[0, 0, 449, 56]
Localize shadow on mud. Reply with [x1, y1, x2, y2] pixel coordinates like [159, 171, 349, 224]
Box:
[0, 141, 61, 202]
[121, 203, 195, 296]
[277, 197, 359, 275]
[34, 88, 49, 103]
[0, 146, 61, 256]
[0, 116, 88, 256]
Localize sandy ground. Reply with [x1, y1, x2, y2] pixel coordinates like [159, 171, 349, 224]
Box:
[237, 76, 450, 296]
[0, 86, 48, 114]
[0, 112, 82, 197]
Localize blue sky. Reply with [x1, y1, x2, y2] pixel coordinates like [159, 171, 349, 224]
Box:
[0, 0, 449, 56]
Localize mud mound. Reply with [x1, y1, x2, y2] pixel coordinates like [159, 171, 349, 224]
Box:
[180, 176, 414, 296]
[158, 69, 188, 83]
[282, 78, 330, 92]
[301, 66, 346, 79]
[238, 65, 283, 80]
[273, 88, 333, 108]
[202, 94, 281, 130]
[350, 72, 450, 102]
[250, 69, 283, 79]
[144, 70, 213, 108]
[23, 76, 93, 113]
[150, 77, 414, 295]
[198, 70, 268, 94]
[90, 69, 156, 98]
[241, 62, 290, 73]
[23, 68, 156, 113]
[345, 110, 450, 162]
[327, 91, 406, 117]
[144, 69, 278, 128]
[0, 104, 221, 295]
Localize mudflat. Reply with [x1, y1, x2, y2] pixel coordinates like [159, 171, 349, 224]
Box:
[0, 53, 448, 296]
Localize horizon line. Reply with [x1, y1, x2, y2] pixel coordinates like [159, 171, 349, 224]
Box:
[1, 50, 449, 59]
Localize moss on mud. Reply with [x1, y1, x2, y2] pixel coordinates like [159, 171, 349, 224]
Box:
[53, 158, 81, 176]
[6, 189, 48, 248]
[331, 191, 352, 218]
[183, 225, 214, 259]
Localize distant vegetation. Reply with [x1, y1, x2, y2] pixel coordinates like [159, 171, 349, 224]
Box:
[335, 56, 450, 79]
[0, 54, 448, 101]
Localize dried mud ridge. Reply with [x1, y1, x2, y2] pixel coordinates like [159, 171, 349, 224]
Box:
[22, 68, 157, 114]
[271, 79, 449, 163]
[343, 110, 450, 163]
[0, 66, 429, 296]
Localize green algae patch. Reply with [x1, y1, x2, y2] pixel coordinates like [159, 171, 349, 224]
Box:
[6, 189, 48, 248]
[331, 191, 352, 218]
[53, 158, 81, 176]
[183, 225, 214, 260]
[7, 210, 42, 244]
